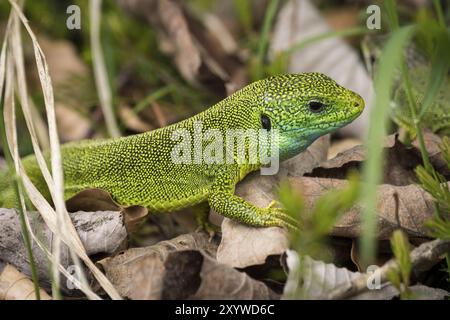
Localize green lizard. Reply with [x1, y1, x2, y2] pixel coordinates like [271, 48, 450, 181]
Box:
[1, 73, 364, 229]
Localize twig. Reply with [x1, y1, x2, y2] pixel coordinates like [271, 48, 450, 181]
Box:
[90, 0, 121, 138]
[328, 239, 450, 299]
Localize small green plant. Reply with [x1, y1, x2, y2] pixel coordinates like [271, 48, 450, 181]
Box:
[416, 137, 450, 277]
[279, 174, 360, 262]
[415, 139, 449, 221]
[278, 174, 359, 299]
[387, 230, 413, 299]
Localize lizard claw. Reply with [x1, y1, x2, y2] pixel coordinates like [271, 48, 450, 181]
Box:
[260, 207, 299, 231]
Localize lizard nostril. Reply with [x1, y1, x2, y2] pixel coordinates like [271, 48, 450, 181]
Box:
[352, 96, 364, 111]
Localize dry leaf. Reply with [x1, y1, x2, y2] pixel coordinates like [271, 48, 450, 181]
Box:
[54, 104, 91, 142]
[289, 177, 439, 239]
[217, 219, 289, 268]
[98, 232, 217, 299]
[327, 138, 363, 160]
[116, 0, 239, 95]
[0, 208, 127, 293]
[66, 188, 149, 233]
[38, 36, 87, 84]
[164, 250, 278, 300]
[38, 36, 92, 142]
[309, 134, 448, 185]
[282, 250, 448, 300]
[118, 104, 153, 133]
[325, 6, 360, 35]
[66, 188, 120, 212]
[0, 264, 51, 300]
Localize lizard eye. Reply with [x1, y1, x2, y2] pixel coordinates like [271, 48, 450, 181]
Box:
[308, 101, 325, 113]
[261, 114, 271, 130]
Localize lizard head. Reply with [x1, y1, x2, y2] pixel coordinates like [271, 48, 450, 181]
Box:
[251, 72, 364, 160]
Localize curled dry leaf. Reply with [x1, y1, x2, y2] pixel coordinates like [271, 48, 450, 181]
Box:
[97, 232, 217, 299]
[0, 263, 51, 300]
[311, 133, 449, 184]
[289, 177, 439, 239]
[0, 208, 127, 293]
[282, 251, 448, 300]
[216, 135, 329, 269]
[327, 138, 363, 160]
[66, 188, 149, 233]
[283, 250, 359, 299]
[329, 239, 450, 299]
[163, 250, 278, 300]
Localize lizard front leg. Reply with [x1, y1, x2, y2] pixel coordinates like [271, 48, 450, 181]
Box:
[208, 170, 298, 230]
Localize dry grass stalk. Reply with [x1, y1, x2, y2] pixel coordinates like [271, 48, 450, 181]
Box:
[89, 0, 121, 138]
[1, 0, 122, 299]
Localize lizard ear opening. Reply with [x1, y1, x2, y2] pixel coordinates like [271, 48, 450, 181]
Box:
[261, 114, 271, 131]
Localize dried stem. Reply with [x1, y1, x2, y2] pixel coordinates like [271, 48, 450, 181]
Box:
[328, 239, 450, 299]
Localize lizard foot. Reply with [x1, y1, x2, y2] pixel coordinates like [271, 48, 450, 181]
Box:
[258, 207, 299, 231]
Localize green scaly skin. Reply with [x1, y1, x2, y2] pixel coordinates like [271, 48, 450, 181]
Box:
[1, 73, 364, 229]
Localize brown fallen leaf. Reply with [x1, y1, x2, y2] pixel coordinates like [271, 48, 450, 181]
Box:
[217, 219, 289, 269]
[325, 6, 360, 40]
[66, 188, 148, 233]
[154, 0, 202, 85]
[0, 263, 51, 300]
[328, 239, 450, 299]
[289, 177, 440, 239]
[118, 104, 153, 133]
[0, 208, 127, 293]
[115, 0, 199, 80]
[54, 104, 91, 142]
[116, 0, 240, 95]
[327, 138, 362, 160]
[163, 250, 278, 300]
[38, 35, 94, 142]
[283, 250, 449, 300]
[216, 135, 329, 269]
[309, 134, 449, 185]
[98, 232, 217, 300]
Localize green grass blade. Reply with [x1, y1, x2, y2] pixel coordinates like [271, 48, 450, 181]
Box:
[384, 0, 399, 30]
[359, 25, 416, 268]
[233, 0, 253, 36]
[133, 85, 174, 114]
[433, 0, 446, 28]
[418, 29, 450, 120]
[255, 0, 279, 80]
